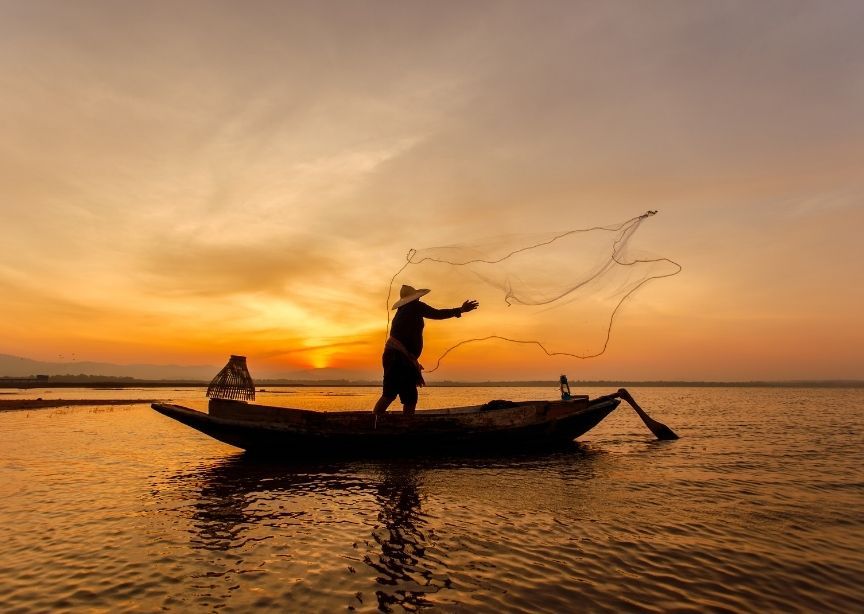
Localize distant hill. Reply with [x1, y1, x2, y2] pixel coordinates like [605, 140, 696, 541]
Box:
[0, 352, 378, 382]
[0, 353, 217, 381]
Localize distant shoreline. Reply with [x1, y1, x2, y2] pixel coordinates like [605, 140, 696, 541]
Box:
[0, 399, 159, 412]
[1, 379, 862, 389]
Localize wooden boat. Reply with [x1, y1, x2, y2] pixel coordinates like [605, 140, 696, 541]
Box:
[151, 394, 625, 457]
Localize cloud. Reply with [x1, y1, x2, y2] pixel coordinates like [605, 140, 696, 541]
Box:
[255, 338, 371, 359]
[2, 1, 864, 377]
[140, 236, 345, 298]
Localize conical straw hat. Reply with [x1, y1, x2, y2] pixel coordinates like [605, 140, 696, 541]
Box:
[392, 285, 430, 309]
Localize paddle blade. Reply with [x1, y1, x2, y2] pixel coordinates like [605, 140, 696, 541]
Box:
[617, 388, 679, 440]
[645, 418, 679, 441]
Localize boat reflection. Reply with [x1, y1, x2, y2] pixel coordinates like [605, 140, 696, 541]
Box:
[158, 445, 606, 611]
[185, 457, 325, 551]
[161, 455, 438, 608]
[165, 455, 377, 552]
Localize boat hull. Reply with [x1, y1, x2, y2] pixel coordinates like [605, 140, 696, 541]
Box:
[151, 397, 620, 457]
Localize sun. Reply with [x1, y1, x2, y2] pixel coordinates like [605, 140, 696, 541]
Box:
[308, 351, 330, 370]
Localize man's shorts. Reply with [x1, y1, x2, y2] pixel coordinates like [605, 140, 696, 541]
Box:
[382, 349, 419, 406]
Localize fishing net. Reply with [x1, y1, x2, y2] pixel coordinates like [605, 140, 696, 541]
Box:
[386, 211, 681, 373]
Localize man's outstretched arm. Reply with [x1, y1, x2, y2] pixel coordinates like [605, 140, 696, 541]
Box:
[420, 300, 479, 320]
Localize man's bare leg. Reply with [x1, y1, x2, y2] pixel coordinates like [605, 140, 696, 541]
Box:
[374, 394, 395, 415]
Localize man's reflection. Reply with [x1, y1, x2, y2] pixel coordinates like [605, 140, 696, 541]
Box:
[365, 464, 439, 611]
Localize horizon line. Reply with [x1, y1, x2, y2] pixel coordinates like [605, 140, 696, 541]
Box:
[1, 375, 863, 388]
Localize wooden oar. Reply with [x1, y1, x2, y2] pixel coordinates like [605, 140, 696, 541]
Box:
[616, 388, 679, 440]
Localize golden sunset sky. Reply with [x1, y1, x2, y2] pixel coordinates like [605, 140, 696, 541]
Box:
[1, 1, 862, 380]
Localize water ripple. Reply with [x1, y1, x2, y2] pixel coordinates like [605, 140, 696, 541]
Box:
[1, 388, 864, 611]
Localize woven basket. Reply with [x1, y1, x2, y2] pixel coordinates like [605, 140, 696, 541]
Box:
[207, 355, 256, 401]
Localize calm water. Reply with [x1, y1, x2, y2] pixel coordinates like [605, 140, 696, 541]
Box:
[1, 386, 862, 612]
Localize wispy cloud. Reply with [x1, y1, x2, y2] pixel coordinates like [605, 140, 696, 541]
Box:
[255, 338, 371, 359]
[140, 237, 344, 298]
[2, 1, 863, 377]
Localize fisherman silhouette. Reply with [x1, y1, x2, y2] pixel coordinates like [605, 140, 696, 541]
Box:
[373, 285, 479, 415]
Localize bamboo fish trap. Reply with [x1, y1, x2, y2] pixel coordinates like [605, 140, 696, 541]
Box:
[207, 355, 256, 401]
